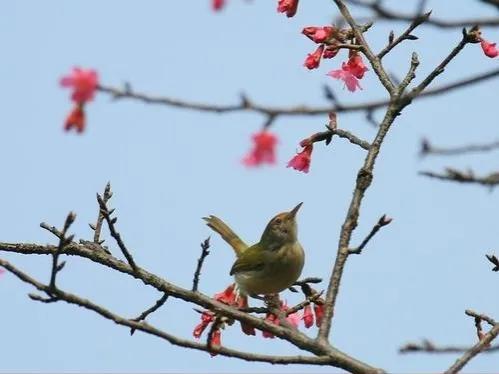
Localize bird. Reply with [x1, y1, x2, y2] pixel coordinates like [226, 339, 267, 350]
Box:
[203, 203, 305, 297]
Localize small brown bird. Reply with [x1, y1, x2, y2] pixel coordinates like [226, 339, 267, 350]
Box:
[203, 203, 305, 296]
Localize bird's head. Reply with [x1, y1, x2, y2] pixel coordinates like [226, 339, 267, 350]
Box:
[260, 202, 302, 249]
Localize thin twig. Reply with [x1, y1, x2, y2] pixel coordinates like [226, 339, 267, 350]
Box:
[130, 293, 169, 335]
[96, 194, 138, 272]
[49, 212, 76, 291]
[485, 254, 499, 272]
[349, 215, 392, 255]
[90, 182, 112, 245]
[192, 237, 211, 292]
[399, 339, 499, 354]
[378, 11, 431, 59]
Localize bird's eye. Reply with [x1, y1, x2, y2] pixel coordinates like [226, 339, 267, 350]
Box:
[274, 218, 282, 225]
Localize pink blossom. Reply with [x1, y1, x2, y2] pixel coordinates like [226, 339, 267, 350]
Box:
[303, 45, 325, 70]
[60, 67, 98, 103]
[314, 302, 325, 327]
[242, 131, 278, 167]
[480, 39, 498, 58]
[346, 54, 368, 79]
[327, 66, 362, 92]
[287, 144, 313, 173]
[212, 0, 225, 11]
[262, 313, 278, 338]
[303, 304, 314, 328]
[0, 268, 4, 277]
[208, 328, 222, 356]
[277, 0, 299, 17]
[193, 311, 215, 338]
[327, 53, 368, 92]
[213, 283, 237, 305]
[302, 26, 335, 43]
[64, 104, 86, 133]
[323, 45, 339, 59]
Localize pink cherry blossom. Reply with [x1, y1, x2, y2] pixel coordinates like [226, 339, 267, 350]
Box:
[212, 0, 225, 11]
[64, 104, 86, 133]
[480, 39, 498, 58]
[303, 45, 325, 70]
[242, 131, 278, 167]
[303, 304, 314, 328]
[60, 67, 98, 103]
[287, 144, 313, 173]
[327, 67, 362, 92]
[277, 0, 299, 17]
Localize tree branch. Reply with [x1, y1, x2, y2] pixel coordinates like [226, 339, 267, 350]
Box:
[420, 138, 499, 157]
[192, 237, 211, 292]
[419, 169, 499, 187]
[0, 257, 336, 366]
[345, 0, 499, 28]
[0, 242, 383, 374]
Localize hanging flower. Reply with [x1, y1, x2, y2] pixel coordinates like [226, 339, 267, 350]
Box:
[304, 45, 325, 70]
[480, 39, 498, 58]
[60, 67, 98, 103]
[287, 144, 313, 173]
[242, 131, 278, 167]
[64, 104, 86, 133]
[277, 0, 299, 17]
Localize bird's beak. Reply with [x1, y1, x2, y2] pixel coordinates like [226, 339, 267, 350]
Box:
[288, 202, 303, 219]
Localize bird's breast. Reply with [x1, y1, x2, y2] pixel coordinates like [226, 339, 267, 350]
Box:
[235, 242, 305, 295]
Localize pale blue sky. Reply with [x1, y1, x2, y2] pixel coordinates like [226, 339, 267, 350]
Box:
[1, 0, 498, 372]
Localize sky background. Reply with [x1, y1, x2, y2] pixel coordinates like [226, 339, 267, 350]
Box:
[1, 0, 498, 372]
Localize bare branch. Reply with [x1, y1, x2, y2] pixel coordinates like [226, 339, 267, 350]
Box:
[345, 0, 499, 28]
[485, 254, 499, 272]
[378, 11, 431, 59]
[444, 311, 499, 374]
[49, 212, 76, 291]
[192, 237, 211, 292]
[96, 193, 138, 272]
[0, 242, 384, 374]
[420, 138, 499, 157]
[97, 68, 499, 118]
[130, 293, 169, 336]
[0, 258, 335, 366]
[399, 339, 499, 354]
[90, 182, 112, 245]
[408, 30, 473, 100]
[419, 169, 499, 187]
[349, 215, 392, 255]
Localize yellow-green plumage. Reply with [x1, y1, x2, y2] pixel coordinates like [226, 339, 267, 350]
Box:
[203, 203, 305, 296]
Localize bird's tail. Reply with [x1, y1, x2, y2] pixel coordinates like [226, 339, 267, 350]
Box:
[203, 215, 248, 256]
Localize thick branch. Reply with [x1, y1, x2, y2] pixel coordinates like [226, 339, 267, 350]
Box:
[0, 258, 334, 366]
[0, 242, 383, 374]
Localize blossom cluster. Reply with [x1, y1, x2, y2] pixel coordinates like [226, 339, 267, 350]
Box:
[60, 67, 99, 133]
[192, 283, 325, 354]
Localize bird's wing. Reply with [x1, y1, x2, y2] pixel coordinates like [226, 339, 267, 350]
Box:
[229, 244, 265, 275]
[203, 215, 248, 256]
